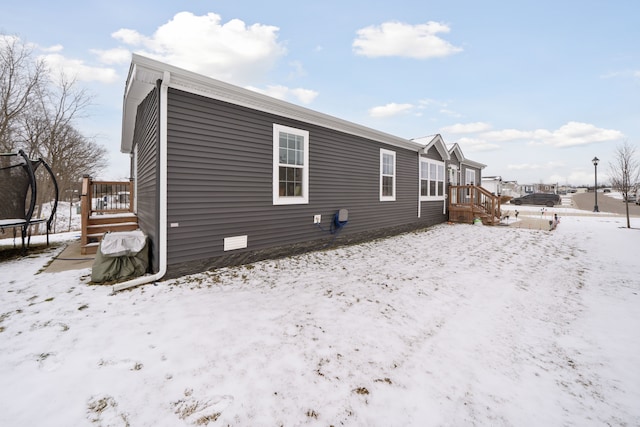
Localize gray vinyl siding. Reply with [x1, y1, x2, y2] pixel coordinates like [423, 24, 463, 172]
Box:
[165, 88, 440, 268]
[449, 151, 461, 168]
[133, 83, 161, 272]
[423, 145, 442, 161]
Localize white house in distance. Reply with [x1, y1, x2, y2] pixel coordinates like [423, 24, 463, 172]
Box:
[481, 176, 503, 196]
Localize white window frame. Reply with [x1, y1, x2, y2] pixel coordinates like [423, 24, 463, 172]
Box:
[448, 164, 458, 186]
[420, 158, 446, 201]
[380, 148, 396, 201]
[465, 168, 476, 186]
[273, 124, 309, 205]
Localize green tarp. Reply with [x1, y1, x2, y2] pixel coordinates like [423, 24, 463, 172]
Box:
[91, 231, 149, 283]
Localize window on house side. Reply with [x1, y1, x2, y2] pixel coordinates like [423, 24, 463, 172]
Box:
[380, 149, 396, 201]
[273, 124, 309, 205]
[420, 159, 445, 199]
[465, 169, 476, 186]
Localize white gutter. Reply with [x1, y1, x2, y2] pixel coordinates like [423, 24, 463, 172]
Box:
[113, 71, 170, 292]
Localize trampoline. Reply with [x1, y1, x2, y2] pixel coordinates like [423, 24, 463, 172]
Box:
[0, 150, 59, 252]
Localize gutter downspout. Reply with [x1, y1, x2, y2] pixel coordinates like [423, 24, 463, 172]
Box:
[417, 154, 421, 219]
[113, 71, 170, 292]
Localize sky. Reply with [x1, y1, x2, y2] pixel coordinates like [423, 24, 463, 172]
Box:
[3, 0, 639, 185]
[1, 203, 639, 425]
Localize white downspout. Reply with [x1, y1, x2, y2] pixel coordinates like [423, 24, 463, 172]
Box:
[417, 155, 421, 218]
[113, 71, 170, 292]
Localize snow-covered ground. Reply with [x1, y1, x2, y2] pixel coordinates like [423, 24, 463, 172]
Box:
[0, 214, 639, 426]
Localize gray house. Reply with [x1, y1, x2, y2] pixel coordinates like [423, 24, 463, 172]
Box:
[119, 55, 457, 285]
[447, 142, 486, 187]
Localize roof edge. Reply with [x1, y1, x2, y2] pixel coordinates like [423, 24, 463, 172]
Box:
[121, 54, 426, 154]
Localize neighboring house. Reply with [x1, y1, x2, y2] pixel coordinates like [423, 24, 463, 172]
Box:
[447, 143, 486, 187]
[501, 180, 521, 198]
[481, 176, 503, 196]
[521, 183, 558, 195]
[121, 55, 460, 279]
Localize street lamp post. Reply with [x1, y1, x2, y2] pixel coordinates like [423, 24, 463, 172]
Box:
[592, 156, 599, 212]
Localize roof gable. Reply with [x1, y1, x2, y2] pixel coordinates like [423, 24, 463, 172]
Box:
[411, 134, 450, 161]
[448, 142, 486, 169]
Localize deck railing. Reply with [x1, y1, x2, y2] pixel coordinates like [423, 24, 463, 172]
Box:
[80, 176, 136, 253]
[448, 185, 501, 225]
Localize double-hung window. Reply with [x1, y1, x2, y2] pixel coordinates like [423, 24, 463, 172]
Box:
[464, 168, 476, 198]
[273, 124, 309, 205]
[465, 169, 476, 186]
[420, 159, 445, 200]
[380, 149, 396, 201]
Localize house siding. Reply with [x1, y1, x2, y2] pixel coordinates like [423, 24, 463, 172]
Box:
[164, 88, 442, 275]
[449, 150, 461, 169]
[132, 83, 161, 272]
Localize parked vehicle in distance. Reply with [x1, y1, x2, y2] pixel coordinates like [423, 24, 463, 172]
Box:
[622, 193, 637, 203]
[510, 193, 561, 207]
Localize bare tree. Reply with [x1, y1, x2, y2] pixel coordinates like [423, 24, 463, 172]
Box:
[2, 34, 107, 209]
[21, 79, 105, 211]
[608, 141, 640, 228]
[0, 34, 46, 152]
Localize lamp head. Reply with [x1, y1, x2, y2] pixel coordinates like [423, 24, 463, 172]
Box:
[592, 156, 599, 166]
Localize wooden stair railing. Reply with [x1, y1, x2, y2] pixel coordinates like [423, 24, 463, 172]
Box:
[448, 185, 501, 225]
[80, 175, 138, 255]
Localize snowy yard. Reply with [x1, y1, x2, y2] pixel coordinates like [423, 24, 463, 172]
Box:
[0, 214, 639, 426]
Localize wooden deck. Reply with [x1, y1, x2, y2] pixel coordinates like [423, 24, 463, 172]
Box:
[448, 185, 501, 225]
[80, 176, 138, 254]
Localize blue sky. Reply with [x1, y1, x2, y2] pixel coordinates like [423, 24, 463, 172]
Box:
[3, 0, 639, 185]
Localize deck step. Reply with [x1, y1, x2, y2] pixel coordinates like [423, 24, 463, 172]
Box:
[81, 217, 139, 255]
[81, 242, 99, 255]
[86, 222, 138, 236]
[87, 214, 137, 225]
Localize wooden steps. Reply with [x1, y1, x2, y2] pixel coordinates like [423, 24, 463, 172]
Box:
[81, 214, 138, 254]
[448, 185, 501, 226]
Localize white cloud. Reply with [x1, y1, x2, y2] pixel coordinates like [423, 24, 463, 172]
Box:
[601, 69, 640, 79]
[441, 122, 492, 134]
[90, 47, 131, 65]
[439, 109, 463, 118]
[368, 102, 414, 118]
[111, 12, 287, 85]
[507, 161, 565, 171]
[456, 136, 500, 152]
[290, 87, 318, 104]
[1, 36, 118, 84]
[111, 28, 146, 46]
[42, 44, 63, 53]
[353, 21, 463, 59]
[545, 122, 623, 147]
[482, 128, 535, 142]
[417, 99, 437, 108]
[246, 85, 318, 105]
[482, 122, 623, 147]
[287, 60, 307, 79]
[39, 52, 118, 83]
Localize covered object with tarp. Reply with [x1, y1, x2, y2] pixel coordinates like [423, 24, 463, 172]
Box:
[91, 229, 149, 283]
